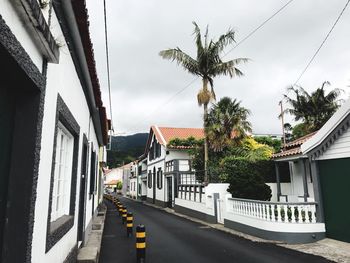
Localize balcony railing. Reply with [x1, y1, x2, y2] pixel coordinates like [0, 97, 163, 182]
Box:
[227, 197, 317, 223]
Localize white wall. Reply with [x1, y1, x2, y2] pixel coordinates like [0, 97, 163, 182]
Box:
[267, 183, 292, 202]
[0, 0, 43, 69]
[30, 6, 102, 263]
[105, 168, 123, 184]
[316, 129, 350, 160]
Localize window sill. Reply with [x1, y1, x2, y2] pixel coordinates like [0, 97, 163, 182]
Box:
[46, 215, 74, 252]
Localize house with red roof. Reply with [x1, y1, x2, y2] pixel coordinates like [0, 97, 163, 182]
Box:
[0, 1, 109, 262]
[143, 126, 205, 207]
[271, 132, 317, 203]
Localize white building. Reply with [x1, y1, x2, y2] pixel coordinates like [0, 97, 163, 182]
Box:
[144, 126, 204, 207]
[0, 1, 109, 262]
[104, 167, 123, 192]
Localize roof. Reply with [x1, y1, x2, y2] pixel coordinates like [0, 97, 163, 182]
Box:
[144, 126, 205, 155]
[153, 126, 204, 145]
[272, 132, 316, 159]
[105, 180, 119, 185]
[71, 0, 109, 145]
[302, 98, 350, 156]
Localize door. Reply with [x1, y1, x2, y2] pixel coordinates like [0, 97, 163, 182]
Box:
[153, 167, 156, 204]
[0, 88, 15, 258]
[78, 140, 88, 242]
[319, 158, 350, 242]
[167, 177, 173, 208]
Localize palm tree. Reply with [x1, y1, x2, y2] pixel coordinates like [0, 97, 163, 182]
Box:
[159, 22, 248, 183]
[284, 81, 342, 134]
[206, 97, 251, 152]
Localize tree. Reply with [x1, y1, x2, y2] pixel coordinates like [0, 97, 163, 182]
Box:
[254, 136, 282, 153]
[221, 157, 272, 201]
[284, 81, 342, 135]
[159, 22, 248, 183]
[206, 97, 251, 152]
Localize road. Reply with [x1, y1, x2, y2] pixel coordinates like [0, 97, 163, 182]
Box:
[99, 197, 332, 263]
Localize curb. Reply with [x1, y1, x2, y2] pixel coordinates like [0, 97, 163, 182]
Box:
[77, 203, 107, 263]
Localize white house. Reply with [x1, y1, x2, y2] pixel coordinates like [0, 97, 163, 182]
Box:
[144, 126, 204, 208]
[0, 1, 109, 262]
[271, 132, 317, 203]
[137, 155, 148, 201]
[104, 167, 123, 192]
[301, 98, 350, 243]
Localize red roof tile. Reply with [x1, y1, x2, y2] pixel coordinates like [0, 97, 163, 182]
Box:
[105, 180, 119, 185]
[272, 131, 317, 159]
[154, 126, 204, 145]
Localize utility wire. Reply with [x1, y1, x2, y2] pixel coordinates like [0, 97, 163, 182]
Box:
[103, 0, 114, 132]
[222, 0, 295, 58]
[293, 0, 350, 85]
[128, 0, 295, 133]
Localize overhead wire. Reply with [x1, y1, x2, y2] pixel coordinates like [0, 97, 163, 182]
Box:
[128, 0, 296, 133]
[103, 0, 114, 132]
[281, 0, 350, 105]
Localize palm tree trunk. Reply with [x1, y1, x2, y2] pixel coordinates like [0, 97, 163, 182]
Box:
[203, 103, 209, 184]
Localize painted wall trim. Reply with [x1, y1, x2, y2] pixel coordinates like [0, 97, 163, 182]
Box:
[224, 219, 325, 244]
[174, 205, 217, 224]
[0, 14, 45, 90]
[46, 94, 80, 252]
[12, 0, 60, 63]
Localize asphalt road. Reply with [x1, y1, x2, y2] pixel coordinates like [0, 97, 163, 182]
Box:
[99, 197, 332, 263]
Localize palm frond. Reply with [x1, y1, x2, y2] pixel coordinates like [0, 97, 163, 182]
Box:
[159, 48, 199, 75]
[212, 58, 248, 78]
[212, 29, 236, 53]
[192, 22, 204, 60]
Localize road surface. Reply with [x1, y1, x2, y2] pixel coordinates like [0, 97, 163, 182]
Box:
[100, 197, 332, 263]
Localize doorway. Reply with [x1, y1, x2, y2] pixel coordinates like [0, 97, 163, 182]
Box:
[0, 88, 15, 259]
[0, 40, 44, 262]
[78, 138, 88, 243]
[152, 167, 156, 204]
[167, 177, 173, 208]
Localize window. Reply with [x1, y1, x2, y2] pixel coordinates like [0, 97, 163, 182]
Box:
[157, 168, 163, 189]
[148, 170, 152, 188]
[46, 94, 80, 252]
[89, 149, 97, 197]
[51, 122, 74, 222]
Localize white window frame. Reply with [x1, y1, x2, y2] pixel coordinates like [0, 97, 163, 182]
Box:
[51, 122, 74, 222]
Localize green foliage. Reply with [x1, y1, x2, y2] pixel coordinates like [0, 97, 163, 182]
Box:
[116, 181, 123, 190]
[168, 137, 203, 148]
[292, 123, 310, 139]
[206, 97, 252, 152]
[221, 157, 272, 201]
[254, 136, 282, 153]
[284, 81, 342, 133]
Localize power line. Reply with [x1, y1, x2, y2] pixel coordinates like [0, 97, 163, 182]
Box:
[128, 0, 295, 133]
[103, 0, 114, 132]
[293, 0, 350, 85]
[222, 0, 295, 58]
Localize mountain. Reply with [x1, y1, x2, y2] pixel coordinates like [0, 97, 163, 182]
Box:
[107, 133, 148, 168]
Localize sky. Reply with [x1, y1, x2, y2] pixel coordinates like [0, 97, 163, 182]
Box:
[86, 0, 350, 135]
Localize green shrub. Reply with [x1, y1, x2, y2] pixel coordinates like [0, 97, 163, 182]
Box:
[221, 157, 272, 201]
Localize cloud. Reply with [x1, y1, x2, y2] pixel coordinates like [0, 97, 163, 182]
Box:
[87, 0, 350, 135]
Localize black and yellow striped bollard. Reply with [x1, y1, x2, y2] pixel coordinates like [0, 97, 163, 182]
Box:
[136, 225, 146, 262]
[126, 212, 133, 237]
[122, 207, 127, 224]
[118, 205, 123, 216]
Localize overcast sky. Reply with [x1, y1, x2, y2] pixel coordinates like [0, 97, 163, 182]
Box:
[86, 0, 350, 135]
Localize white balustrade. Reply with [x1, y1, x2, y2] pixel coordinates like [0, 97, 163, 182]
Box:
[228, 197, 318, 224]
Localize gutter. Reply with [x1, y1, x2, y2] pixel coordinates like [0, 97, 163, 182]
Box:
[54, 0, 104, 146]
